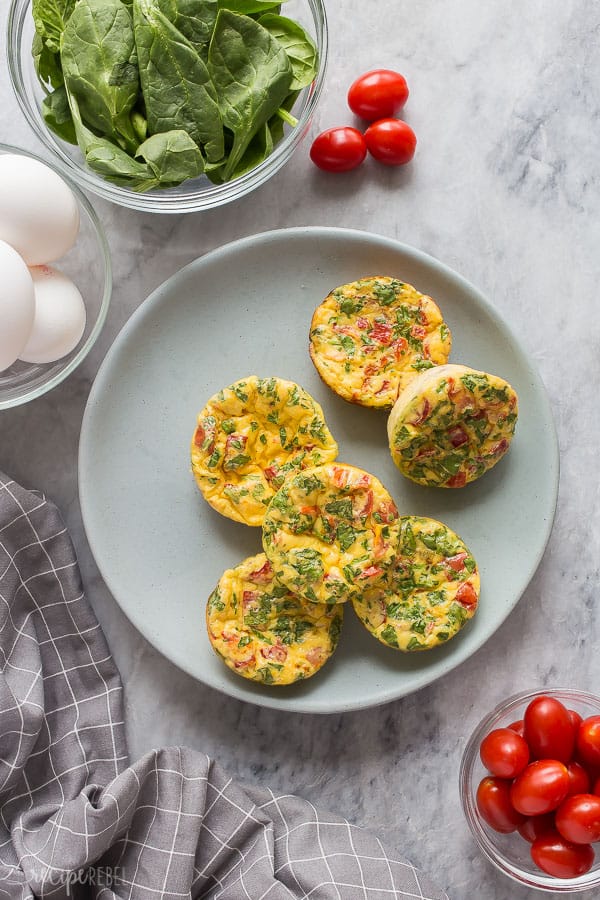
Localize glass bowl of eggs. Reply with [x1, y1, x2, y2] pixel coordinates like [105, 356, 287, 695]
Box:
[7, 0, 327, 213]
[0, 143, 111, 409]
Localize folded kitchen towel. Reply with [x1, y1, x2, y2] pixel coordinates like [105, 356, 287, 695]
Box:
[0, 473, 448, 900]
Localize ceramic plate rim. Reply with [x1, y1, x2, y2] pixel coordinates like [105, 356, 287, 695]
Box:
[79, 226, 559, 714]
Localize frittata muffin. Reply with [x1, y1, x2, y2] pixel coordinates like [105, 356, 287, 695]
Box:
[262, 462, 401, 605]
[387, 364, 518, 487]
[206, 553, 343, 685]
[191, 376, 338, 526]
[353, 516, 479, 651]
[309, 276, 452, 408]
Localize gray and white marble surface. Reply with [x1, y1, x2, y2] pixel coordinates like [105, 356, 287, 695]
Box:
[1, 1, 600, 897]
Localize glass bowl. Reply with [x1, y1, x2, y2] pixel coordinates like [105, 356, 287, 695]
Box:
[0, 143, 111, 409]
[7, 0, 327, 213]
[460, 688, 600, 893]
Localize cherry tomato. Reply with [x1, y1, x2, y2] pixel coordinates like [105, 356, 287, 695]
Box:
[555, 794, 600, 844]
[479, 728, 529, 778]
[476, 776, 526, 833]
[568, 709, 583, 731]
[518, 813, 556, 843]
[310, 127, 367, 173]
[531, 831, 595, 878]
[566, 761, 591, 797]
[508, 719, 525, 737]
[577, 716, 600, 769]
[524, 696, 576, 763]
[347, 69, 409, 121]
[510, 760, 570, 816]
[595, 776, 600, 796]
[364, 119, 416, 166]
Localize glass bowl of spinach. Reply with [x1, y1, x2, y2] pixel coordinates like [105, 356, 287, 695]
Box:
[7, 0, 327, 213]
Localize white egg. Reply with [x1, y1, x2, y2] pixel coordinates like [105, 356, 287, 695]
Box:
[0, 155, 80, 266]
[19, 266, 86, 365]
[0, 239, 35, 373]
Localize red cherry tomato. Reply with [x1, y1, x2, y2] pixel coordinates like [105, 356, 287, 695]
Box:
[518, 813, 556, 843]
[347, 69, 409, 120]
[310, 127, 367, 172]
[566, 761, 591, 797]
[595, 776, 600, 796]
[479, 728, 530, 779]
[531, 831, 595, 878]
[555, 794, 600, 844]
[568, 709, 583, 731]
[508, 719, 525, 737]
[510, 760, 570, 815]
[577, 716, 600, 769]
[524, 696, 576, 763]
[476, 776, 526, 833]
[364, 119, 416, 166]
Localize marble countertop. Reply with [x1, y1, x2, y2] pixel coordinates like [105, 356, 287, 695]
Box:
[2, 2, 599, 897]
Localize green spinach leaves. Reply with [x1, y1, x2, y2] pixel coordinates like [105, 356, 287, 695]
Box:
[31, 0, 318, 190]
[133, 0, 224, 162]
[208, 9, 292, 178]
[61, 0, 139, 151]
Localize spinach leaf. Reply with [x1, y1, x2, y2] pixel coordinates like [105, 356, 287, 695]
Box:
[131, 110, 148, 142]
[267, 88, 298, 144]
[67, 91, 159, 190]
[206, 122, 274, 183]
[42, 85, 77, 143]
[217, 0, 284, 13]
[32, 0, 75, 53]
[136, 130, 204, 183]
[32, 32, 64, 89]
[208, 9, 292, 178]
[258, 13, 317, 89]
[154, 0, 218, 50]
[133, 0, 224, 162]
[60, 0, 139, 152]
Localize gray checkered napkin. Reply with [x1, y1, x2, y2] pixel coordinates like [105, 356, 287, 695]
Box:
[0, 473, 448, 900]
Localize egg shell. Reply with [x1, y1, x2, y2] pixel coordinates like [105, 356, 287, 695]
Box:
[0, 155, 80, 266]
[0, 239, 35, 372]
[20, 266, 86, 365]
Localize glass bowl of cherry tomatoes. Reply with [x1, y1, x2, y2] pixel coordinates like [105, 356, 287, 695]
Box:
[460, 689, 600, 892]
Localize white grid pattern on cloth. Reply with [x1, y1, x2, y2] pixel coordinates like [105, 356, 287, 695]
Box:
[0, 474, 449, 900]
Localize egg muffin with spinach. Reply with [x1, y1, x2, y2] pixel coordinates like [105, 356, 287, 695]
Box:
[388, 364, 518, 487]
[262, 462, 401, 605]
[191, 376, 338, 526]
[309, 276, 452, 408]
[206, 553, 343, 685]
[353, 516, 480, 652]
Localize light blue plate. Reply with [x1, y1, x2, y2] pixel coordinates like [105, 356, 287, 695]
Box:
[79, 227, 559, 713]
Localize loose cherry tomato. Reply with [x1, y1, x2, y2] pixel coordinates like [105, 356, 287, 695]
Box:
[518, 813, 556, 843]
[479, 728, 529, 779]
[364, 119, 416, 166]
[310, 127, 367, 172]
[568, 709, 583, 731]
[510, 760, 570, 816]
[524, 696, 576, 763]
[577, 717, 600, 769]
[566, 762, 591, 797]
[347, 69, 409, 120]
[531, 831, 595, 878]
[555, 794, 600, 844]
[508, 719, 525, 737]
[476, 776, 525, 833]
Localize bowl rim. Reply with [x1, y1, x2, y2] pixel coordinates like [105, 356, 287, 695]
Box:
[7, 0, 329, 213]
[0, 142, 112, 410]
[460, 688, 600, 893]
